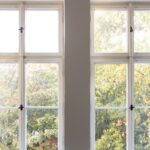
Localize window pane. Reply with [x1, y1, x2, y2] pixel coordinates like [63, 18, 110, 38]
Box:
[0, 10, 19, 53]
[134, 11, 150, 52]
[95, 110, 126, 149]
[0, 110, 19, 149]
[94, 10, 127, 53]
[27, 109, 58, 150]
[26, 63, 59, 106]
[0, 63, 19, 106]
[135, 109, 150, 149]
[95, 64, 126, 107]
[25, 10, 59, 53]
[134, 64, 150, 106]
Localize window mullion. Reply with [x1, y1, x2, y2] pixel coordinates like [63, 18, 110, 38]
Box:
[91, 60, 96, 150]
[127, 57, 134, 150]
[127, 3, 134, 150]
[128, 3, 134, 57]
[19, 3, 26, 150]
[130, 3, 135, 150]
[58, 61, 64, 150]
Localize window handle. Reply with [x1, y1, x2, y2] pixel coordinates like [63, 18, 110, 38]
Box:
[129, 105, 135, 111]
[130, 26, 134, 33]
[19, 27, 24, 33]
[18, 104, 24, 111]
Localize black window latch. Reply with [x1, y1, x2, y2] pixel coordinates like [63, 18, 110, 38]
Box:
[129, 105, 135, 111]
[18, 104, 24, 111]
[19, 27, 24, 33]
[130, 26, 134, 33]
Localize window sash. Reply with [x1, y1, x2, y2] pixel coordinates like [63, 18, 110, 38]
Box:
[0, 2, 64, 150]
[91, 3, 150, 150]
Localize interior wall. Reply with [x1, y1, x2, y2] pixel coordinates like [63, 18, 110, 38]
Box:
[65, 0, 90, 149]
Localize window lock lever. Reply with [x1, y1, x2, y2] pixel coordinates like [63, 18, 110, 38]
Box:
[129, 105, 135, 111]
[18, 104, 24, 111]
[130, 26, 134, 33]
[19, 27, 24, 33]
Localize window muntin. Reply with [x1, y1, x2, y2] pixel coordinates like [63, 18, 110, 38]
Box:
[0, 10, 19, 53]
[93, 9, 128, 53]
[25, 9, 59, 53]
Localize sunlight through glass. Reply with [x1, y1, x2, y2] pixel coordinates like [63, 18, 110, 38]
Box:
[25, 10, 59, 53]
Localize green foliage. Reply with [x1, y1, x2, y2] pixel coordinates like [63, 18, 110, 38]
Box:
[26, 64, 58, 150]
[94, 10, 127, 53]
[94, 10, 150, 150]
[0, 64, 58, 150]
[134, 11, 150, 52]
[96, 127, 125, 150]
[1, 10, 150, 150]
[95, 64, 126, 107]
[95, 63, 150, 149]
[27, 109, 58, 150]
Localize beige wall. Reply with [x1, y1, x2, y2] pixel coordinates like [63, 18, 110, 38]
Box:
[65, 0, 90, 150]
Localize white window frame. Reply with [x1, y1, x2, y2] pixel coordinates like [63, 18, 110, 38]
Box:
[91, 2, 150, 150]
[0, 2, 64, 150]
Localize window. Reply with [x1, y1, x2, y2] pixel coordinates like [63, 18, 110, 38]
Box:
[0, 2, 63, 150]
[91, 3, 150, 150]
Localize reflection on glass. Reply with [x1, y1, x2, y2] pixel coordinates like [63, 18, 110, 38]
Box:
[134, 11, 150, 52]
[134, 64, 150, 106]
[26, 63, 59, 106]
[27, 109, 58, 150]
[0, 64, 18, 106]
[95, 64, 126, 107]
[94, 10, 127, 53]
[0, 10, 19, 52]
[135, 109, 150, 149]
[25, 10, 59, 53]
[0, 110, 19, 150]
[95, 110, 126, 150]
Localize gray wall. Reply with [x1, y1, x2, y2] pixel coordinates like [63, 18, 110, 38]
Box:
[65, 0, 91, 150]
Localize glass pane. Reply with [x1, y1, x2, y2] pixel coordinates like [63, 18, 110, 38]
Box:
[0, 110, 19, 150]
[95, 110, 126, 150]
[95, 64, 126, 107]
[0, 10, 19, 53]
[26, 63, 59, 106]
[135, 109, 150, 149]
[0, 63, 19, 106]
[27, 109, 58, 150]
[94, 10, 127, 53]
[134, 64, 150, 106]
[25, 10, 59, 53]
[134, 11, 150, 52]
